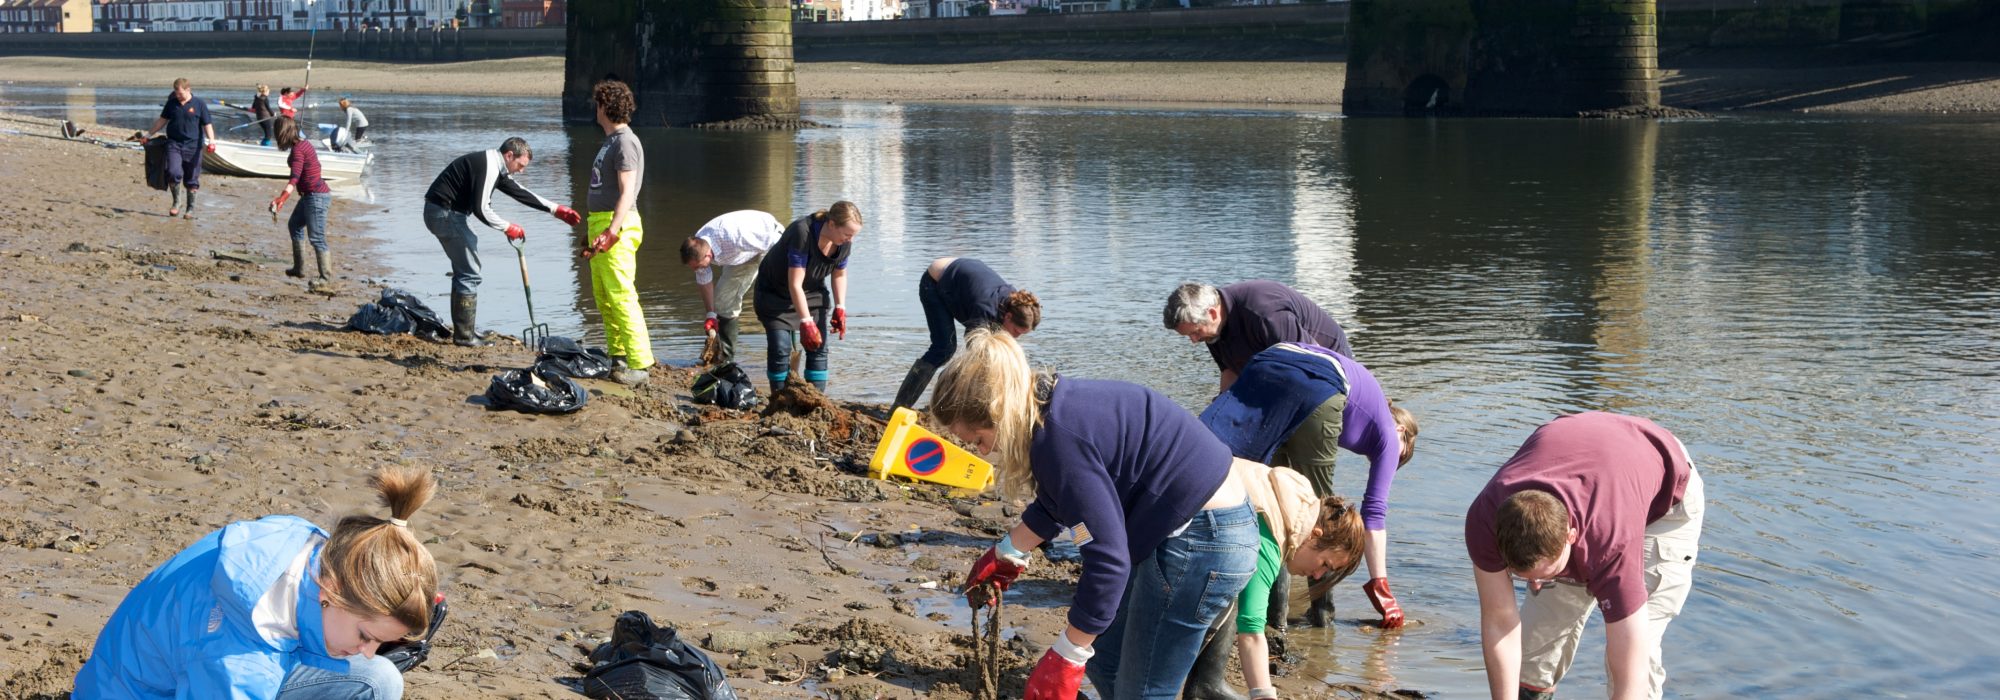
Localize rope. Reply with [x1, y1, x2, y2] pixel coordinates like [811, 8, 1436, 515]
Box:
[969, 583, 1004, 700]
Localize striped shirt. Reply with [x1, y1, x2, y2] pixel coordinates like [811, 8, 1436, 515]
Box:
[286, 139, 330, 194]
[692, 210, 784, 285]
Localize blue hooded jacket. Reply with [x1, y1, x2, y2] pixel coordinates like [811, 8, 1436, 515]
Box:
[74, 515, 346, 699]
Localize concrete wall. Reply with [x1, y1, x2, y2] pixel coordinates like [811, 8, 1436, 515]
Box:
[792, 4, 1348, 50]
[0, 1, 1985, 62]
[0, 27, 564, 61]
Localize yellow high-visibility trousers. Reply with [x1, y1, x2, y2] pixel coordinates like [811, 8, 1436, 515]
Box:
[586, 211, 654, 370]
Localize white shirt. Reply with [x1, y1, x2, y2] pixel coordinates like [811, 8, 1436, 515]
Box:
[693, 210, 784, 285]
[344, 106, 369, 130]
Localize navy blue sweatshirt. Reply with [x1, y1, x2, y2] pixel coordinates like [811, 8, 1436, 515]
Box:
[939, 258, 1017, 328]
[1020, 378, 1234, 634]
[1209, 280, 1352, 374]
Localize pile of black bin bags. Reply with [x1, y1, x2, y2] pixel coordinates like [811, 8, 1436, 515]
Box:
[344, 289, 606, 415]
[483, 336, 612, 415]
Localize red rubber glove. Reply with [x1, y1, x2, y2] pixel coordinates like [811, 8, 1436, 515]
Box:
[1023, 636, 1092, 700]
[830, 306, 847, 339]
[1363, 577, 1405, 629]
[585, 229, 619, 258]
[703, 314, 719, 333]
[553, 205, 582, 226]
[205, 142, 217, 154]
[799, 320, 824, 351]
[504, 222, 526, 242]
[961, 546, 1025, 605]
[269, 191, 291, 214]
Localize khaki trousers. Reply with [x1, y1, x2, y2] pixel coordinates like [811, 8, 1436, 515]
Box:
[710, 255, 763, 320]
[1519, 465, 1704, 698]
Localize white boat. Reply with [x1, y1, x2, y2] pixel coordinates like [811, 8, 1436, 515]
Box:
[203, 140, 372, 183]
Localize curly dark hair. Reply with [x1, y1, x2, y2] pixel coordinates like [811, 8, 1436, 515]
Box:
[593, 79, 635, 125]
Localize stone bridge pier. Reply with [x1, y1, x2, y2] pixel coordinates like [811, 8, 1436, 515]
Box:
[1343, 0, 1659, 116]
[564, 0, 798, 126]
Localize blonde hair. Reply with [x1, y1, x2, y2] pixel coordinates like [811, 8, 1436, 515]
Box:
[929, 328, 1042, 498]
[1304, 495, 1367, 597]
[811, 201, 864, 228]
[257, 84, 270, 95]
[317, 466, 440, 639]
[1390, 400, 1419, 467]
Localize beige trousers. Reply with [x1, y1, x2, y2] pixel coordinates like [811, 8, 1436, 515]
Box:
[710, 255, 763, 320]
[1519, 465, 1704, 698]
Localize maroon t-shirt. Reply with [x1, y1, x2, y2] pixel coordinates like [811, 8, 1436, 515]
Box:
[1464, 412, 1691, 622]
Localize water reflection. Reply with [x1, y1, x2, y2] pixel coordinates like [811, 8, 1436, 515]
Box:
[4, 84, 1999, 697]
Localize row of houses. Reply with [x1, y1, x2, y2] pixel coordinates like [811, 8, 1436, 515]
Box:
[3, 0, 562, 32]
[0, 0, 90, 33]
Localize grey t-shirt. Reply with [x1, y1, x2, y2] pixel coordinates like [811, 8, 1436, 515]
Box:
[587, 125, 643, 213]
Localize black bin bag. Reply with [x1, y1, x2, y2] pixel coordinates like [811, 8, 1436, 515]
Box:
[691, 362, 756, 410]
[581, 610, 739, 700]
[533, 336, 616, 379]
[484, 364, 589, 415]
[347, 288, 451, 342]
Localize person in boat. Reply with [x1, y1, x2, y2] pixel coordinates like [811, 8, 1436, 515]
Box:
[253, 84, 275, 146]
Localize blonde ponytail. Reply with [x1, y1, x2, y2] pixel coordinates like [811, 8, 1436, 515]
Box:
[318, 466, 440, 638]
[930, 328, 1042, 498]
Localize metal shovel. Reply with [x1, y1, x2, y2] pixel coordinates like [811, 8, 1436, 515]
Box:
[511, 239, 550, 352]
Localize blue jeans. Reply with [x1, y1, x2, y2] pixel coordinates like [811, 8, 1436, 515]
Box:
[277, 655, 402, 700]
[917, 272, 960, 366]
[423, 202, 481, 296]
[1086, 502, 1257, 700]
[289, 191, 330, 252]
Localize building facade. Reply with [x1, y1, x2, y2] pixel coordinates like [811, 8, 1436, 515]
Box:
[3, 0, 94, 32]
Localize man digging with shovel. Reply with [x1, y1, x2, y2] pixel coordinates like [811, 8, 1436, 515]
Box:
[421, 137, 582, 347]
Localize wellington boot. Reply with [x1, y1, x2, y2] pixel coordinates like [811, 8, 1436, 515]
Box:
[715, 316, 740, 366]
[450, 292, 491, 347]
[285, 239, 306, 278]
[1303, 575, 1337, 628]
[1183, 600, 1248, 700]
[610, 366, 650, 388]
[891, 359, 939, 412]
[168, 183, 182, 217]
[314, 248, 334, 282]
[1265, 573, 1292, 660]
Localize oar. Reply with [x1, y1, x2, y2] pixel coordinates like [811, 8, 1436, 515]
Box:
[304, 1, 317, 89]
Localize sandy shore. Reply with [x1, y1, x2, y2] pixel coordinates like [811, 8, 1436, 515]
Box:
[4, 54, 1998, 112]
[0, 113, 1420, 699]
[0, 111, 1035, 699]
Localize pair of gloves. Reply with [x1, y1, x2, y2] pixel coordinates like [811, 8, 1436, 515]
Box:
[964, 539, 1087, 700]
[796, 307, 846, 350]
[503, 205, 584, 244]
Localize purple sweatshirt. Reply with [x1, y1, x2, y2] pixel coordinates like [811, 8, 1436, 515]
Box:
[1020, 378, 1234, 635]
[1335, 352, 1400, 532]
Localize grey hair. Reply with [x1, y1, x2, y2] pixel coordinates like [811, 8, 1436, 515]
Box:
[1162, 283, 1221, 329]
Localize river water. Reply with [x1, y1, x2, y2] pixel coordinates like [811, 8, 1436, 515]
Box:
[7, 84, 1998, 697]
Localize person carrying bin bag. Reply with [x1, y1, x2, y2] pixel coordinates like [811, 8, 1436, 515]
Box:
[934, 328, 1257, 700]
